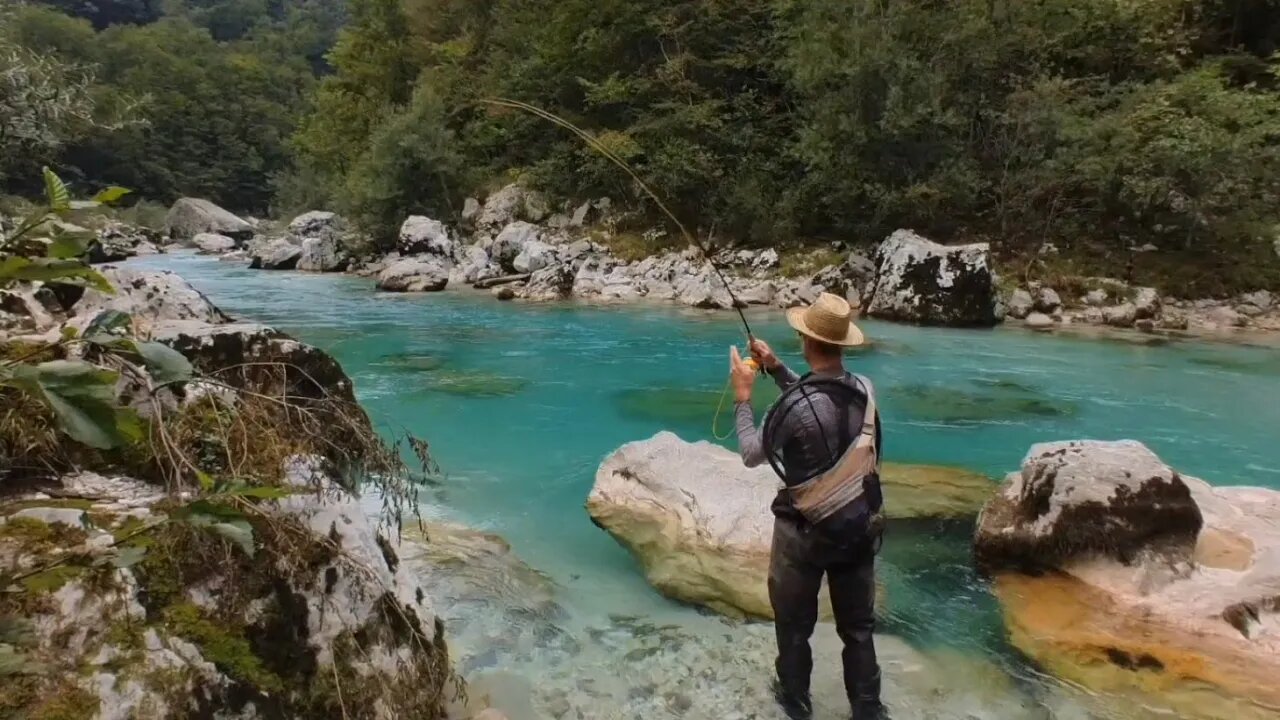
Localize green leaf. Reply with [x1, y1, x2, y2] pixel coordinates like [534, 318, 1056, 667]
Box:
[84, 310, 132, 339]
[42, 167, 71, 214]
[0, 643, 43, 676]
[134, 341, 193, 385]
[195, 470, 216, 492]
[60, 326, 79, 341]
[0, 257, 114, 293]
[187, 513, 255, 558]
[92, 187, 132, 205]
[47, 227, 97, 259]
[8, 360, 144, 450]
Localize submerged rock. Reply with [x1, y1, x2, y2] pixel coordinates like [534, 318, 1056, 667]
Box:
[977, 440, 1280, 716]
[588, 432, 995, 618]
[164, 198, 253, 241]
[864, 230, 999, 326]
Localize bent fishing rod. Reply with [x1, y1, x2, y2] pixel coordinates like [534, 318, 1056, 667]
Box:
[479, 98, 755, 342]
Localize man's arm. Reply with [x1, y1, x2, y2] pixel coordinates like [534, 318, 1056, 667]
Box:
[768, 363, 801, 389]
[735, 402, 767, 467]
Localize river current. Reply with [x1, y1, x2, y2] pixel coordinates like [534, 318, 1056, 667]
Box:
[129, 253, 1280, 720]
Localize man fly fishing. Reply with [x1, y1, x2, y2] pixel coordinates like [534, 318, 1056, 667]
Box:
[729, 292, 887, 720]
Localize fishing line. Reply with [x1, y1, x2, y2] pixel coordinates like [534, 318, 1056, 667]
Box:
[480, 98, 755, 339]
[479, 98, 761, 441]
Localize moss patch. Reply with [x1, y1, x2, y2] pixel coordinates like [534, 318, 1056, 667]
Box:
[0, 516, 89, 555]
[27, 684, 99, 720]
[162, 603, 283, 694]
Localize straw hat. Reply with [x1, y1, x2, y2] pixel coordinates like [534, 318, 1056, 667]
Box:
[786, 292, 865, 347]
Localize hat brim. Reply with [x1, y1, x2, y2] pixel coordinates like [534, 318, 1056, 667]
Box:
[786, 306, 866, 347]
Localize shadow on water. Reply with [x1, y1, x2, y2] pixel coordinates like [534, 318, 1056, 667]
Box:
[888, 379, 1078, 425]
[415, 369, 531, 399]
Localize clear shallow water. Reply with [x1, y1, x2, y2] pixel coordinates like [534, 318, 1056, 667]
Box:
[129, 253, 1280, 718]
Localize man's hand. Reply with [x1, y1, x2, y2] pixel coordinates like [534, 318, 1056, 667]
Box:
[729, 346, 757, 403]
[749, 338, 780, 371]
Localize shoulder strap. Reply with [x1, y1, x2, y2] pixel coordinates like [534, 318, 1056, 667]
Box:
[852, 374, 877, 438]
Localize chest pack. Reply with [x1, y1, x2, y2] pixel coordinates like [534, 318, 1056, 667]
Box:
[762, 374, 884, 538]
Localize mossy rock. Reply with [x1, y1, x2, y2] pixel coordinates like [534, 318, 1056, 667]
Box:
[881, 463, 995, 519]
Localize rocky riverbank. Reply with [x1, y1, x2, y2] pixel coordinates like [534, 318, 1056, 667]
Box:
[0, 265, 520, 719]
[148, 186, 1279, 341]
[587, 433, 1280, 719]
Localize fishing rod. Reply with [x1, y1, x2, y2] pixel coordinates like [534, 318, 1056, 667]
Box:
[479, 98, 755, 341]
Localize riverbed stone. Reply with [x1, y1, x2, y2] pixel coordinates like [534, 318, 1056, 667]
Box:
[1024, 312, 1054, 329]
[1033, 287, 1061, 314]
[296, 235, 348, 272]
[164, 198, 253, 241]
[1133, 287, 1161, 320]
[517, 264, 575, 301]
[513, 240, 556, 273]
[192, 232, 236, 255]
[1239, 290, 1273, 310]
[377, 256, 450, 292]
[589, 432, 995, 619]
[1006, 289, 1033, 319]
[398, 215, 457, 258]
[287, 210, 345, 241]
[70, 267, 230, 330]
[249, 237, 302, 270]
[980, 440, 1280, 717]
[1084, 289, 1109, 306]
[864, 230, 999, 326]
[491, 222, 542, 271]
[1102, 302, 1137, 327]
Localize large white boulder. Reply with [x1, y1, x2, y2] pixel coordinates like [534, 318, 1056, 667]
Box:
[864, 230, 999, 326]
[70, 267, 229, 330]
[476, 183, 549, 232]
[512, 240, 556, 273]
[490, 222, 542, 271]
[588, 432, 994, 619]
[296, 235, 348, 272]
[976, 440, 1280, 715]
[164, 198, 253, 241]
[287, 210, 346, 240]
[1006, 289, 1034, 319]
[398, 216, 457, 259]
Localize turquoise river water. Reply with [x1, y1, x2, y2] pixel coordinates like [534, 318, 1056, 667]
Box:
[130, 253, 1280, 720]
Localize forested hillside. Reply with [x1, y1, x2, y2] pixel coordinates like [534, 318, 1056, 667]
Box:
[4, 0, 1279, 293]
[0, 0, 343, 212]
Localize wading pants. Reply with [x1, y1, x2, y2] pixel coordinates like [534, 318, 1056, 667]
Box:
[768, 515, 883, 718]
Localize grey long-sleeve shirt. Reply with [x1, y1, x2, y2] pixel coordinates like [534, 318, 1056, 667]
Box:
[735, 363, 870, 486]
